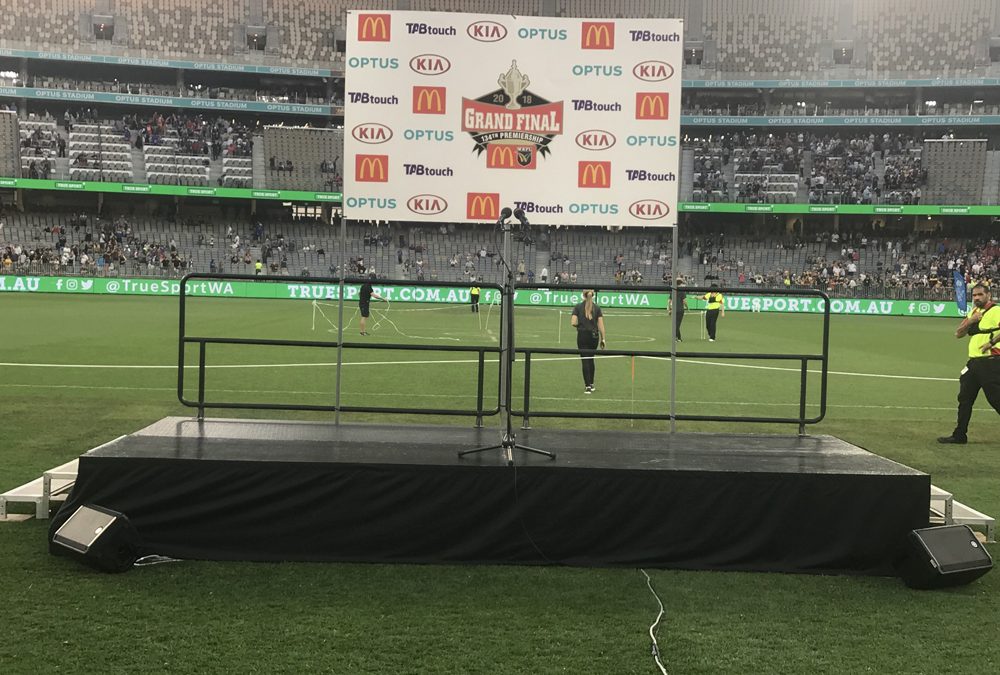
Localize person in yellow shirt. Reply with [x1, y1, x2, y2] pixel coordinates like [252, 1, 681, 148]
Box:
[470, 282, 481, 313]
[702, 283, 724, 342]
[938, 283, 1000, 444]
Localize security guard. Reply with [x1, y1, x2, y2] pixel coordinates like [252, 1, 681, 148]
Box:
[702, 283, 725, 342]
[938, 283, 1000, 444]
[470, 282, 481, 313]
[254, 259, 263, 275]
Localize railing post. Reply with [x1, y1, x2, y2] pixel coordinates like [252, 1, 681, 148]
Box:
[521, 351, 532, 429]
[798, 358, 808, 436]
[198, 341, 207, 422]
[475, 349, 485, 428]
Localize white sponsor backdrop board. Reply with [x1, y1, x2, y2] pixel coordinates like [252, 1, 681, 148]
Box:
[344, 11, 682, 227]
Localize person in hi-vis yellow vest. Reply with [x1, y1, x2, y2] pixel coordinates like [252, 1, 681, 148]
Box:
[703, 284, 725, 342]
[938, 283, 1000, 444]
[470, 283, 481, 313]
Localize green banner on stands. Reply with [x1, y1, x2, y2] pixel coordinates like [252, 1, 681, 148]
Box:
[677, 202, 1000, 216]
[681, 114, 1000, 126]
[0, 177, 340, 203]
[0, 47, 333, 77]
[683, 78, 1000, 89]
[0, 86, 335, 115]
[0, 276, 963, 316]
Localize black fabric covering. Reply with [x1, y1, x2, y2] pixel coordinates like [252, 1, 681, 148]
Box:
[50, 419, 930, 575]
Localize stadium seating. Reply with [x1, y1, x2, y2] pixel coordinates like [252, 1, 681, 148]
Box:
[922, 139, 987, 205]
[704, 0, 838, 76]
[264, 126, 343, 192]
[556, 0, 685, 19]
[118, 1, 245, 59]
[855, 0, 991, 75]
[0, 111, 20, 178]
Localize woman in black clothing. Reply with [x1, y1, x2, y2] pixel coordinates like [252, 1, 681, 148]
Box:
[570, 290, 606, 394]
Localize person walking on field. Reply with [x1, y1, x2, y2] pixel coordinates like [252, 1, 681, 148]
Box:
[570, 290, 606, 394]
[703, 283, 724, 342]
[470, 282, 480, 313]
[669, 277, 688, 341]
[938, 283, 1000, 444]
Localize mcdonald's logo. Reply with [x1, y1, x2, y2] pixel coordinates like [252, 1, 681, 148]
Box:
[486, 144, 536, 169]
[466, 192, 500, 220]
[635, 92, 669, 120]
[413, 86, 446, 114]
[355, 154, 389, 182]
[581, 22, 614, 49]
[578, 161, 611, 188]
[358, 14, 391, 42]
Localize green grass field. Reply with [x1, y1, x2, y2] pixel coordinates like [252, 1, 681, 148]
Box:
[2, 292, 999, 674]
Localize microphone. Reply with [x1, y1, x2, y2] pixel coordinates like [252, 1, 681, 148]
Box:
[497, 207, 512, 225]
[513, 208, 529, 227]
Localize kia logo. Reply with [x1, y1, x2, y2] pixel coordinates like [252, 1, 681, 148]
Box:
[352, 123, 393, 145]
[467, 21, 507, 42]
[409, 54, 452, 76]
[629, 200, 670, 220]
[575, 129, 617, 151]
[407, 194, 448, 215]
[633, 60, 674, 82]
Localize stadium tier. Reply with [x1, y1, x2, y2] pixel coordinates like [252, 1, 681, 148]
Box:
[4, 209, 998, 298]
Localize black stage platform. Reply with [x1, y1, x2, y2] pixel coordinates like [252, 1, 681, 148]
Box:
[51, 417, 930, 575]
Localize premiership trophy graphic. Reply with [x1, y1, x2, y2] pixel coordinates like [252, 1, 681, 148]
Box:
[498, 60, 529, 110]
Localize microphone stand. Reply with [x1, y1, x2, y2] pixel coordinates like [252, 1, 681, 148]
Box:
[459, 210, 555, 465]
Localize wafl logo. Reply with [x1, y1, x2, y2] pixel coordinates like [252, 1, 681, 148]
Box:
[407, 194, 448, 215]
[410, 54, 451, 76]
[633, 61, 674, 82]
[352, 123, 393, 144]
[467, 20, 507, 42]
[575, 129, 616, 151]
[629, 200, 670, 220]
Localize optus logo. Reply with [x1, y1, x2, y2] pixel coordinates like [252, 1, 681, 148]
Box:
[409, 54, 451, 76]
[407, 194, 448, 215]
[467, 21, 507, 42]
[632, 60, 674, 82]
[352, 123, 393, 144]
[629, 200, 670, 220]
[575, 129, 616, 151]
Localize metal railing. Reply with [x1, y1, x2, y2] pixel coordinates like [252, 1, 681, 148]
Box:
[510, 284, 830, 434]
[176, 273, 503, 422]
[175, 275, 830, 434]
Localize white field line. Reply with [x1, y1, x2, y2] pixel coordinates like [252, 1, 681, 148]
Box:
[0, 355, 956, 383]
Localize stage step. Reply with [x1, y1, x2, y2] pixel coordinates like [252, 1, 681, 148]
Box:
[929, 484, 995, 543]
[0, 458, 79, 520]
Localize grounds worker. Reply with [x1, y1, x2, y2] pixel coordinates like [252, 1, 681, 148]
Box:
[702, 283, 725, 342]
[938, 283, 1000, 444]
[668, 277, 688, 341]
[470, 283, 480, 313]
